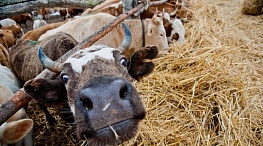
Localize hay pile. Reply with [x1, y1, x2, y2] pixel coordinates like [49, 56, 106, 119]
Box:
[27, 0, 263, 145]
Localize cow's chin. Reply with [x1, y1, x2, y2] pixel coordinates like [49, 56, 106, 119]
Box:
[83, 119, 139, 146]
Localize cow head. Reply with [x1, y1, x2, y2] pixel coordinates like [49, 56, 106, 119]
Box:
[167, 18, 185, 43]
[145, 10, 169, 51]
[24, 23, 159, 145]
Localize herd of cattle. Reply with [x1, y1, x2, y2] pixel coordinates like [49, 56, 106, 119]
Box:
[0, 0, 193, 145]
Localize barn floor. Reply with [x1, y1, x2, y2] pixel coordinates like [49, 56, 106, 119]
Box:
[24, 0, 263, 145]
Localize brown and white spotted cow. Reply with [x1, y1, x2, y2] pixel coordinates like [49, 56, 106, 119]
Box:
[23, 23, 159, 145]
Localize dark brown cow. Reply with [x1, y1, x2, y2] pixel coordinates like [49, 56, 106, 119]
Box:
[11, 14, 33, 28]
[23, 24, 159, 145]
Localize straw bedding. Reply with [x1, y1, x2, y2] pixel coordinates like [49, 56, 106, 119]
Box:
[27, 0, 263, 145]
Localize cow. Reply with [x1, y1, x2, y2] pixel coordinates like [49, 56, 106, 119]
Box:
[0, 64, 33, 146]
[0, 18, 17, 27]
[0, 29, 16, 48]
[40, 7, 50, 20]
[21, 19, 72, 41]
[167, 18, 185, 43]
[0, 32, 8, 49]
[59, 8, 84, 20]
[32, 7, 52, 20]
[0, 44, 9, 67]
[82, 0, 191, 21]
[0, 32, 10, 68]
[39, 13, 169, 51]
[11, 14, 33, 28]
[23, 23, 159, 145]
[9, 32, 78, 125]
[33, 19, 48, 30]
[1, 24, 24, 38]
[81, 1, 186, 44]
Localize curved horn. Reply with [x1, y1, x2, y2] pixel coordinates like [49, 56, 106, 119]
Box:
[38, 47, 63, 73]
[118, 23, 132, 53]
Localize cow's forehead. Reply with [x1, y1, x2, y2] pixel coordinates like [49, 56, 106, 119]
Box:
[65, 45, 117, 73]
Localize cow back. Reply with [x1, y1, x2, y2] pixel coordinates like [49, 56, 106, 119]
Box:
[9, 32, 78, 83]
[39, 13, 168, 50]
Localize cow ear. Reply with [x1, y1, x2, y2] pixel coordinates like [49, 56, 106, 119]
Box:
[0, 119, 33, 144]
[24, 78, 67, 106]
[123, 47, 136, 59]
[151, 13, 162, 25]
[128, 45, 159, 81]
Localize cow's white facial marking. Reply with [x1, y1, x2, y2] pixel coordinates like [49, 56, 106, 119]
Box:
[65, 45, 116, 73]
[70, 104, 75, 116]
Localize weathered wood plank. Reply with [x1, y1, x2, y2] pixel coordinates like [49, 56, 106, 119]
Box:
[0, 0, 32, 7]
[0, 0, 105, 19]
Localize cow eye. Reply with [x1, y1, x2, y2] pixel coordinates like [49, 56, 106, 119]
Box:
[61, 74, 69, 83]
[120, 57, 127, 67]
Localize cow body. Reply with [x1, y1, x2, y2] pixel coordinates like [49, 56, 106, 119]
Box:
[167, 18, 185, 43]
[0, 43, 10, 68]
[39, 13, 168, 51]
[11, 14, 33, 28]
[59, 8, 83, 20]
[0, 29, 16, 48]
[1, 24, 24, 38]
[23, 24, 159, 145]
[9, 32, 78, 125]
[0, 18, 17, 27]
[0, 64, 33, 146]
[33, 19, 48, 30]
[10, 32, 78, 84]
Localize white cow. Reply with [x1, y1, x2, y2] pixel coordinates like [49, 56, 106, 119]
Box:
[33, 19, 48, 30]
[168, 18, 185, 43]
[0, 18, 16, 27]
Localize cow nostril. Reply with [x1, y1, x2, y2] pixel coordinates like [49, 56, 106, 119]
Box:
[80, 97, 93, 110]
[119, 82, 128, 99]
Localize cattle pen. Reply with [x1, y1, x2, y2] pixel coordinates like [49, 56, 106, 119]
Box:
[1, 0, 263, 145]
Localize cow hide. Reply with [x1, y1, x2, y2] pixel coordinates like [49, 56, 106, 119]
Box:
[9, 32, 78, 83]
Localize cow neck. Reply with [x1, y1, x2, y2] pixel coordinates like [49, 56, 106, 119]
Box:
[141, 19, 146, 47]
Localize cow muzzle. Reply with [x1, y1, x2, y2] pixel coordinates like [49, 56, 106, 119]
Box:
[74, 76, 145, 145]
